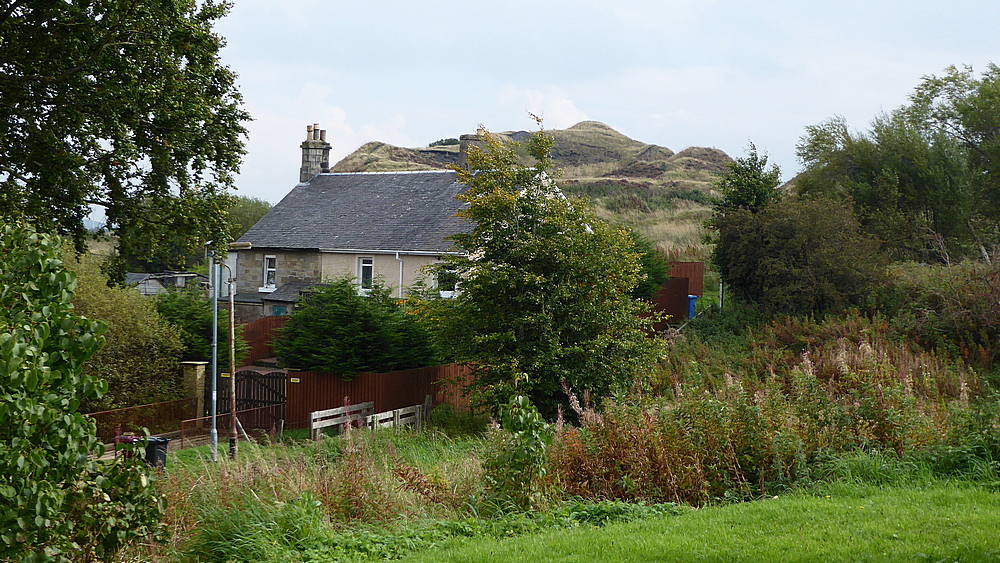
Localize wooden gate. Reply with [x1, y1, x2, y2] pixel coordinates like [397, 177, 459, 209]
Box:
[218, 370, 287, 428]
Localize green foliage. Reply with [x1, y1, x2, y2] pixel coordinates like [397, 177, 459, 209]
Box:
[446, 126, 665, 415]
[713, 195, 887, 315]
[227, 195, 272, 241]
[879, 261, 1000, 368]
[484, 396, 553, 507]
[154, 286, 247, 364]
[713, 142, 782, 215]
[796, 64, 1000, 262]
[626, 229, 669, 301]
[67, 252, 185, 412]
[0, 224, 162, 562]
[0, 0, 249, 267]
[275, 278, 436, 376]
[429, 138, 460, 147]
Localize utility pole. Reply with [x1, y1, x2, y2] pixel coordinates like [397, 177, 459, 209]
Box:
[207, 243, 219, 462]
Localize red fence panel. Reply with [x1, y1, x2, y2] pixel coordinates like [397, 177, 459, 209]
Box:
[668, 262, 704, 296]
[284, 364, 472, 427]
[242, 315, 288, 364]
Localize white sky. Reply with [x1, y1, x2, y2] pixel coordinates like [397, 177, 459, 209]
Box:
[215, 0, 1000, 204]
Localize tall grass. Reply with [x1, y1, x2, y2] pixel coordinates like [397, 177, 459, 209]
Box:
[547, 312, 998, 505]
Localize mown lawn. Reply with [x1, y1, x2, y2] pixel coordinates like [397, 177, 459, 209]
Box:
[404, 484, 1000, 562]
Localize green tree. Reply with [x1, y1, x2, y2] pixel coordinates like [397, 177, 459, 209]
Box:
[154, 286, 247, 364]
[0, 0, 249, 269]
[446, 127, 665, 416]
[67, 252, 184, 412]
[714, 142, 782, 215]
[275, 278, 436, 377]
[796, 64, 1000, 262]
[227, 195, 273, 240]
[713, 196, 887, 315]
[0, 223, 162, 561]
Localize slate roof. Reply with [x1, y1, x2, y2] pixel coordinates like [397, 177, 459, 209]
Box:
[238, 171, 470, 252]
[261, 282, 316, 303]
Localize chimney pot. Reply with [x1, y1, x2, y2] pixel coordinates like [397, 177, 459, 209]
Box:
[312, 123, 320, 140]
[320, 129, 327, 142]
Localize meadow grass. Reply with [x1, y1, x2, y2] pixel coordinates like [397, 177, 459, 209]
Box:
[403, 483, 1000, 562]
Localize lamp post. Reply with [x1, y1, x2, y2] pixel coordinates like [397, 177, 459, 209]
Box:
[206, 242, 219, 462]
[224, 242, 252, 459]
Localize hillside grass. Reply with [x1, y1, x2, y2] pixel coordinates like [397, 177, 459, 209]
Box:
[404, 483, 1000, 562]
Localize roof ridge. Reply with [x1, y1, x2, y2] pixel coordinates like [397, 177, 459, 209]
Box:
[316, 170, 455, 177]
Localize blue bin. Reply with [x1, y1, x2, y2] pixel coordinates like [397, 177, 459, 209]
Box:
[687, 295, 698, 319]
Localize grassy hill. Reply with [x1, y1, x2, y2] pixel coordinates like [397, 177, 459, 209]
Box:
[331, 121, 732, 259]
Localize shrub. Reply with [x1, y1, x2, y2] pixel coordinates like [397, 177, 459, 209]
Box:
[274, 277, 436, 376]
[483, 396, 553, 508]
[154, 285, 248, 364]
[713, 196, 888, 315]
[0, 224, 162, 561]
[67, 251, 185, 411]
[880, 261, 1000, 368]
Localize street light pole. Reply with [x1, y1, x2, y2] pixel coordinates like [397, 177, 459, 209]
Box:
[207, 244, 219, 462]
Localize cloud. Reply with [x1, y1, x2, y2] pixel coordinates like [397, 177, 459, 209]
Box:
[497, 86, 589, 129]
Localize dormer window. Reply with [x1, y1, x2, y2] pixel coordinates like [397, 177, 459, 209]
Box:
[259, 255, 277, 293]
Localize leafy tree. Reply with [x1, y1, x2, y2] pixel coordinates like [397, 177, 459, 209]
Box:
[275, 278, 436, 377]
[713, 196, 887, 315]
[796, 64, 1000, 262]
[227, 195, 273, 240]
[67, 252, 184, 412]
[796, 114, 976, 261]
[429, 138, 460, 147]
[713, 142, 782, 215]
[445, 126, 665, 416]
[154, 286, 247, 364]
[0, 0, 249, 269]
[0, 223, 162, 561]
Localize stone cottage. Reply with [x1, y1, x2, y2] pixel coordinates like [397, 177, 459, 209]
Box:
[227, 124, 470, 321]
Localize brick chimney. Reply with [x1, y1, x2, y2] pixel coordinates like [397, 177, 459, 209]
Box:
[299, 123, 332, 182]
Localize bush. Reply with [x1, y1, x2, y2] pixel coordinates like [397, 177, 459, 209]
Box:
[67, 251, 185, 412]
[713, 196, 888, 315]
[154, 285, 248, 364]
[275, 277, 436, 376]
[879, 261, 1000, 368]
[551, 312, 988, 505]
[0, 224, 162, 561]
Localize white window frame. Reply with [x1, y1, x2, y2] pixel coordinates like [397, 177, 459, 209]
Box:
[358, 256, 374, 295]
[259, 255, 277, 293]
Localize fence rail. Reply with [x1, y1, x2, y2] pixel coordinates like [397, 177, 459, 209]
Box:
[309, 402, 425, 440]
[179, 404, 284, 449]
[85, 398, 197, 444]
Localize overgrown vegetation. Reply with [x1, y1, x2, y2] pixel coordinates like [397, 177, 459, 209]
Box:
[154, 286, 248, 365]
[67, 251, 185, 412]
[0, 224, 162, 562]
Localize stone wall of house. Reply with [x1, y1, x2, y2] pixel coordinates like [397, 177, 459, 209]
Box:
[235, 250, 322, 295]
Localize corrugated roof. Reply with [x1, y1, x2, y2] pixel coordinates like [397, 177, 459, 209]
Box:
[237, 171, 470, 252]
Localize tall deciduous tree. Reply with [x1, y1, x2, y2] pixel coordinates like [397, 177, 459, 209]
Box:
[446, 127, 664, 416]
[713, 142, 782, 215]
[0, 0, 249, 271]
[795, 64, 1000, 262]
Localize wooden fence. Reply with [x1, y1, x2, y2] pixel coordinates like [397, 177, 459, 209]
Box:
[309, 401, 424, 440]
[242, 315, 288, 364]
[285, 364, 472, 427]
